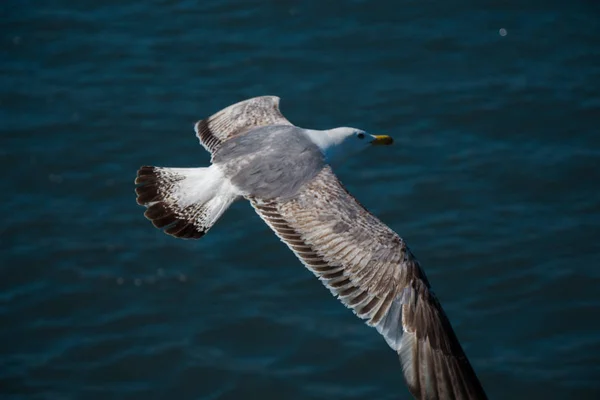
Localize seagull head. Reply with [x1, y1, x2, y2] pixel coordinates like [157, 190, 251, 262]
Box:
[307, 127, 393, 166]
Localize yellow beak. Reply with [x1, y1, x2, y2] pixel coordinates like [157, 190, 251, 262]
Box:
[370, 135, 394, 146]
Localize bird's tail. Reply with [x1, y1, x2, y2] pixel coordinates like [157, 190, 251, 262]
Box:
[135, 165, 239, 239]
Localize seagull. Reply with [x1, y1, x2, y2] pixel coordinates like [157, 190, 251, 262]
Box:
[135, 96, 487, 400]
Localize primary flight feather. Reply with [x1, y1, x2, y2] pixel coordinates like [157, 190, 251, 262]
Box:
[135, 96, 487, 400]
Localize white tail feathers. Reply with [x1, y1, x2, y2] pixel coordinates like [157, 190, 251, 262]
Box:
[135, 165, 239, 239]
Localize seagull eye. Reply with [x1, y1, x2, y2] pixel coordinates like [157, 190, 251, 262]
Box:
[357, 133, 365, 139]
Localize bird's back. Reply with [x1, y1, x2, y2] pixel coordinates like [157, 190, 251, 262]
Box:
[212, 125, 326, 199]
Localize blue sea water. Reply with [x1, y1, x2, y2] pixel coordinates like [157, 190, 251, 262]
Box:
[2, 1, 600, 399]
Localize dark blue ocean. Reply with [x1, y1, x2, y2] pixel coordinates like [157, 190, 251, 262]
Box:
[2, 1, 600, 399]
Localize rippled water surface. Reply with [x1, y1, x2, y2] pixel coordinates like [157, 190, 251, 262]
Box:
[2, 1, 600, 399]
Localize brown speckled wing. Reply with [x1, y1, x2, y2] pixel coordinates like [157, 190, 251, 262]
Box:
[250, 166, 487, 400]
[194, 96, 293, 156]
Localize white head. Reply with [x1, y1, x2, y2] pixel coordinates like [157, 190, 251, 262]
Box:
[305, 127, 393, 166]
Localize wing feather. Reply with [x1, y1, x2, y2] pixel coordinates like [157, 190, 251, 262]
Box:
[250, 166, 487, 400]
[194, 96, 293, 156]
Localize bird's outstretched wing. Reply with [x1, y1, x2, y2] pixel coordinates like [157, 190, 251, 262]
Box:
[249, 166, 487, 400]
[195, 96, 293, 157]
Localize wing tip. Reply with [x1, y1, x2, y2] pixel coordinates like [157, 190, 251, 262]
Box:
[194, 95, 291, 154]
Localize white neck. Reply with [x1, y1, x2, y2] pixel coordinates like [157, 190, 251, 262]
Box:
[304, 128, 349, 162]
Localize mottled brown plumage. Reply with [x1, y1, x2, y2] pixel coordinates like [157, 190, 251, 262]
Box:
[135, 96, 487, 399]
[251, 166, 487, 400]
[194, 95, 293, 157]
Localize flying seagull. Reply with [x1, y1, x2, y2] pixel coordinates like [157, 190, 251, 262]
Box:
[135, 96, 487, 400]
